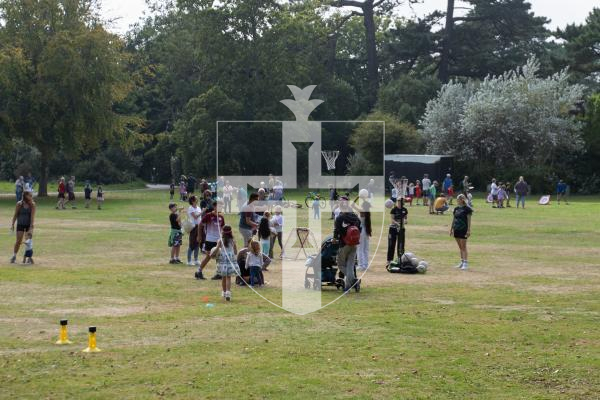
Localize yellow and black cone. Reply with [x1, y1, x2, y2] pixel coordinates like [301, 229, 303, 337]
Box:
[82, 326, 101, 353]
[55, 319, 72, 345]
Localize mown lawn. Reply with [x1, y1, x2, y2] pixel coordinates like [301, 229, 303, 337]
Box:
[0, 188, 598, 399]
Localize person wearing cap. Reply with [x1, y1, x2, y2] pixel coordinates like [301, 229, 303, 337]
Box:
[197, 201, 225, 280]
[333, 196, 362, 291]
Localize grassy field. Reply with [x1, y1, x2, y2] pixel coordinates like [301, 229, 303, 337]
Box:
[0, 188, 599, 399]
[0, 179, 148, 194]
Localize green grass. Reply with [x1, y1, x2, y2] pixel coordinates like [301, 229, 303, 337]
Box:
[0, 189, 599, 399]
[0, 179, 148, 194]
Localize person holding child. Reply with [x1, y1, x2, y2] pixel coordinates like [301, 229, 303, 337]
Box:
[10, 191, 36, 264]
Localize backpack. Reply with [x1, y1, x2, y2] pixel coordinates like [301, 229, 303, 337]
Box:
[343, 225, 361, 246]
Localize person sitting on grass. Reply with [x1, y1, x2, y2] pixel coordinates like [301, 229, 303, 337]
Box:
[450, 194, 473, 271]
[168, 203, 183, 264]
[434, 193, 449, 214]
[214, 225, 239, 302]
[246, 240, 269, 287]
[22, 231, 34, 265]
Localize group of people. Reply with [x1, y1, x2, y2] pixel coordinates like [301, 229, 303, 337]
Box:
[14, 174, 35, 202]
[56, 176, 104, 210]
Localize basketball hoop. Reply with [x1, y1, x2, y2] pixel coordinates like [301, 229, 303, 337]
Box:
[322, 151, 340, 172]
[390, 177, 409, 199]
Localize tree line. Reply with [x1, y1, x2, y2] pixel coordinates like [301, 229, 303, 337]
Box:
[1, 0, 599, 195]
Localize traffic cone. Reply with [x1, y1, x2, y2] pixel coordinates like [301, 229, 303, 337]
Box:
[55, 319, 72, 345]
[82, 326, 101, 353]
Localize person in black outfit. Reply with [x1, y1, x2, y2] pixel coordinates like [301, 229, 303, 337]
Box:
[10, 191, 36, 264]
[387, 198, 408, 266]
[187, 175, 197, 195]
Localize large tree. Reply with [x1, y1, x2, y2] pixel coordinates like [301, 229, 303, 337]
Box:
[0, 0, 130, 196]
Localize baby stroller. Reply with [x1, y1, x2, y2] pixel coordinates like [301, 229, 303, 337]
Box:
[304, 236, 360, 292]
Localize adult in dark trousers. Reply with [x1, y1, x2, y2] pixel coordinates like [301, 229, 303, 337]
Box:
[186, 175, 197, 195]
[333, 196, 361, 292]
[65, 176, 77, 209]
[462, 176, 470, 194]
[329, 184, 338, 220]
[557, 180, 569, 205]
[239, 193, 259, 246]
[10, 191, 36, 263]
[386, 197, 408, 267]
[514, 176, 529, 209]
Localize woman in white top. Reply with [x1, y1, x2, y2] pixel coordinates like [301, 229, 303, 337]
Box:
[187, 195, 202, 266]
[222, 181, 234, 214]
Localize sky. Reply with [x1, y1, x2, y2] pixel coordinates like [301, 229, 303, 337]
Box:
[100, 0, 598, 34]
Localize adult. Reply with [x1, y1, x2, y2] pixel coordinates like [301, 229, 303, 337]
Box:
[186, 195, 202, 266]
[200, 179, 209, 194]
[239, 193, 259, 245]
[387, 198, 408, 266]
[222, 180, 235, 214]
[367, 179, 375, 199]
[255, 188, 268, 216]
[186, 175, 197, 195]
[490, 178, 499, 208]
[557, 179, 569, 205]
[329, 184, 338, 220]
[514, 176, 528, 208]
[65, 176, 76, 209]
[443, 174, 453, 196]
[237, 185, 248, 212]
[421, 174, 431, 206]
[56, 177, 66, 210]
[10, 191, 36, 264]
[197, 201, 225, 280]
[200, 190, 213, 213]
[450, 194, 472, 270]
[15, 176, 24, 203]
[24, 173, 35, 192]
[272, 180, 284, 202]
[333, 196, 362, 292]
[462, 176, 470, 194]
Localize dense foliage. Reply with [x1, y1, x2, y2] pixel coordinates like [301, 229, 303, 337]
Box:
[0, 0, 598, 193]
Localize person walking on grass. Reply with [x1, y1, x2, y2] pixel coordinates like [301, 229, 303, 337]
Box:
[196, 201, 225, 281]
[96, 185, 104, 209]
[213, 225, 239, 301]
[270, 205, 284, 259]
[239, 193, 259, 246]
[187, 195, 202, 266]
[490, 178, 499, 208]
[169, 181, 175, 200]
[421, 174, 431, 206]
[450, 194, 472, 271]
[84, 181, 93, 209]
[65, 176, 76, 209]
[22, 231, 34, 265]
[428, 181, 438, 214]
[56, 177, 66, 210]
[10, 191, 36, 264]
[514, 176, 528, 209]
[557, 179, 569, 205]
[168, 203, 184, 264]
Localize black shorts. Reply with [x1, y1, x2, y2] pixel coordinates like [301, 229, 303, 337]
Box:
[492, 195, 498, 201]
[68, 192, 75, 201]
[454, 230, 468, 240]
[16, 224, 30, 232]
[203, 241, 217, 253]
[58, 192, 65, 199]
[24, 250, 33, 258]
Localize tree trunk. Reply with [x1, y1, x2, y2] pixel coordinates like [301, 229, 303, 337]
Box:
[438, 0, 455, 83]
[363, 3, 379, 110]
[38, 151, 49, 197]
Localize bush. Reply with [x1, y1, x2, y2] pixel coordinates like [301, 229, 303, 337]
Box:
[71, 155, 128, 184]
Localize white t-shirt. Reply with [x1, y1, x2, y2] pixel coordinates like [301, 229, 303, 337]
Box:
[271, 215, 284, 233]
[25, 238, 33, 251]
[422, 178, 431, 190]
[246, 252, 263, 268]
[223, 185, 234, 199]
[187, 205, 202, 226]
[490, 182, 499, 196]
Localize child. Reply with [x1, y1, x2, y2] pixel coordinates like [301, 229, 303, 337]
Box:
[270, 206, 284, 258]
[96, 185, 104, 210]
[408, 183, 415, 206]
[447, 185, 455, 205]
[179, 180, 187, 201]
[258, 212, 272, 269]
[312, 195, 321, 219]
[169, 181, 175, 200]
[246, 240, 269, 287]
[215, 225, 239, 301]
[497, 184, 507, 208]
[505, 182, 512, 207]
[23, 232, 34, 264]
[415, 180, 422, 206]
[168, 203, 183, 264]
[84, 181, 93, 209]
